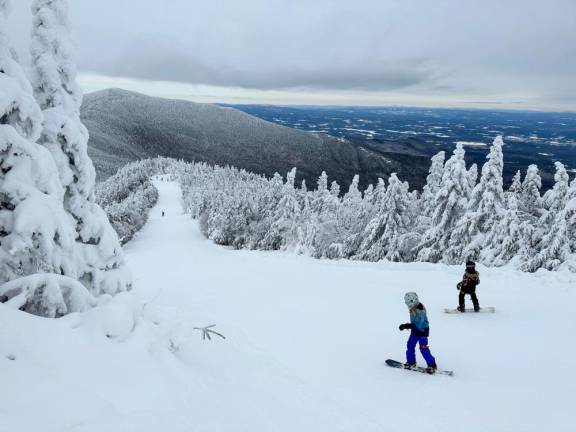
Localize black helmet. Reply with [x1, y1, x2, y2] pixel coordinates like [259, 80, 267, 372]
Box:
[465, 261, 476, 271]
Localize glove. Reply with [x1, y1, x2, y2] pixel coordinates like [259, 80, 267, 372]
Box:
[399, 323, 411, 331]
[457, 282, 462, 290]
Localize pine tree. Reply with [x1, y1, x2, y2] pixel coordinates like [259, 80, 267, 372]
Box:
[508, 171, 522, 195]
[560, 179, 576, 271]
[338, 175, 364, 257]
[448, 136, 506, 262]
[467, 163, 478, 190]
[417, 143, 470, 263]
[263, 168, 301, 250]
[356, 173, 415, 261]
[30, 0, 131, 295]
[420, 151, 445, 218]
[482, 192, 526, 266]
[522, 163, 572, 271]
[0, 0, 76, 292]
[520, 164, 543, 218]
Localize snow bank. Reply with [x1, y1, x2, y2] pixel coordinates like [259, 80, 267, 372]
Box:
[0, 273, 95, 317]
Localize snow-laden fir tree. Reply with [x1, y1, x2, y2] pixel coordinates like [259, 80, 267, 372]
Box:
[309, 173, 341, 257]
[310, 171, 330, 214]
[336, 175, 365, 257]
[0, 0, 98, 316]
[355, 173, 416, 262]
[417, 143, 471, 263]
[448, 136, 506, 262]
[505, 170, 521, 206]
[508, 171, 522, 195]
[522, 162, 572, 271]
[0, 0, 76, 282]
[262, 168, 301, 250]
[467, 163, 478, 190]
[420, 151, 445, 218]
[559, 178, 576, 272]
[542, 162, 569, 212]
[520, 164, 543, 218]
[482, 191, 527, 266]
[30, 0, 131, 295]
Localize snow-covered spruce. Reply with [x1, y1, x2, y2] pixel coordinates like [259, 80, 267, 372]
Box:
[29, 0, 131, 295]
[450, 136, 506, 263]
[168, 135, 576, 272]
[416, 143, 471, 263]
[0, 1, 77, 288]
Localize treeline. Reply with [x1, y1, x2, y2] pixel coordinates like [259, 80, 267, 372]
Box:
[171, 136, 575, 272]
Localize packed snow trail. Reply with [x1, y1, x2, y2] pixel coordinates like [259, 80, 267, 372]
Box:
[1, 179, 574, 431]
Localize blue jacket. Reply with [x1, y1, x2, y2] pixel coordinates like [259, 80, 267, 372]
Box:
[408, 303, 430, 337]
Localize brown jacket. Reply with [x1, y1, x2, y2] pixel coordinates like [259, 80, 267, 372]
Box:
[458, 271, 480, 293]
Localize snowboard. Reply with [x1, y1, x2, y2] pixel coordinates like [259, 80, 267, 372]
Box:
[385, 359, 454, 376]
[444, 306, 495, 314]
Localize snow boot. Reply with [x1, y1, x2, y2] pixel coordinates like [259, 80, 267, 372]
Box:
[474, 306, 480, 312]
[426, 364, 437, 374]
[404, 361, 416, 369]
[457, 306, 465, 312]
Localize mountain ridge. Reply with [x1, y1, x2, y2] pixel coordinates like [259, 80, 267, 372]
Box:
[82, 89, 429, 189]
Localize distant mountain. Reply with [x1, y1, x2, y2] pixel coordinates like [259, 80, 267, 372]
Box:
[81, 89, 430, 189]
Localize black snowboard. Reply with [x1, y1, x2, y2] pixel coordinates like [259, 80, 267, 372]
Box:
[385, 359, 454, 376]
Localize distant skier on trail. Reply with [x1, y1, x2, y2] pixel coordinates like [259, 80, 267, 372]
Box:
[457, 261, 480, 312]
[399, 292, 437, 374]
[162, 211, 165, 217]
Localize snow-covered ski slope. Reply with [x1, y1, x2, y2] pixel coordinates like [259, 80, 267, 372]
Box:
[1, 179, 574, 432]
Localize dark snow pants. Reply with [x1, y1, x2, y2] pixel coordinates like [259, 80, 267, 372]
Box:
[459, 288, 479, 310]
[406, 334, 436, 367]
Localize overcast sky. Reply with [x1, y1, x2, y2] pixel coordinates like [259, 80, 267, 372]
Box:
[8, 0, 576, 110]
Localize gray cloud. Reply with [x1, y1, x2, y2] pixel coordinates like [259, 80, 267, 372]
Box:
[91, 43, 437, 91]
[7, 0, 576, 108]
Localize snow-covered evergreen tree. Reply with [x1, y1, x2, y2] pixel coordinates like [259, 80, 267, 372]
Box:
[520, 164, 543, 217]
[508, 171, 522, 195]
[482, 192, 526, 266]
[0, 0, 86, 315]
[417, 143, 470, 263]
[263, 168, 302, 250]
[448, 136, 506, 262]
[467, 163, 478, 191]
[522, 163, 572, 271]
[542, 162, 569, 212]
[355, 174, 416, 262]
[560, 179, 576, 271]
[30, 0, 131, 294]
[337, 175, 365, 257]
[420, 151, 445, 218]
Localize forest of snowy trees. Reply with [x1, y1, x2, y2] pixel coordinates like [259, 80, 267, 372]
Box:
[95, 159, 175, 243]
[93, 135, 576, 274]
[0, 0, 131, 317]
[164, 136, 576, 273]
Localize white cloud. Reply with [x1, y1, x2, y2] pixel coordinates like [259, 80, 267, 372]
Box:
[8, 0, 576, 109]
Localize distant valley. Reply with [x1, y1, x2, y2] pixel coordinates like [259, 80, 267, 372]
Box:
[81, 90, 576, 191]
[224, 105, 576, 189]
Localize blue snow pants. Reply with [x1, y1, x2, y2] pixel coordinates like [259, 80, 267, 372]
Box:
[406, 334, 436, 366]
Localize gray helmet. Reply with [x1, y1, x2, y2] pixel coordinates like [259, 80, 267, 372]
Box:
[404, 292, 419, 308]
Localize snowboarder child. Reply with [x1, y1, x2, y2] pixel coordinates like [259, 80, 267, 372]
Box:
[399, 292, 437, 373]
[457, 261, 480, 312]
